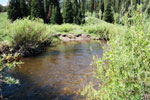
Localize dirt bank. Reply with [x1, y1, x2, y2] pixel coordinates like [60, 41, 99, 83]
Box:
[54, 34, 106, 42]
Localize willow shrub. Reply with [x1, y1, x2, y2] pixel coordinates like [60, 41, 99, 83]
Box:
[82, 6, 150, 100]
[0, 53, 21, 84]
[5, 18, 53, 56]
[0, 53, 22, 99]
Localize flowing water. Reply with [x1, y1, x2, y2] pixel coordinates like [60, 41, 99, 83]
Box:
[2, 41, 105, 100]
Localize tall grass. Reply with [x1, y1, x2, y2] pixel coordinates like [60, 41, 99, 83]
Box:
[82, 6, 150, 100]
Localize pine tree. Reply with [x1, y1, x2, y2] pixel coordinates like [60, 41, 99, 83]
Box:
[76, 8, 83, 24]
[90, 0, 94, 13]
[43, 0, 51, 23]
[53, 0, 63, 24]
[8, 0, 21, 21]
[50, 6, 56, 24]
[73, 0, 78, 24]
[55, 7, 63, 24]
[0, 4, 3, 12]
[31, 0, 44, 19]
[50, 6, 62, 24]
[44, 0, 49, 15]
[99, 0, 104, 15]
[43, 0, 62, 24]
[27, 0, 31, 15]
[77, 0, 85, 24]
[103, 1, 114, 23]
[20, 0, 28, 17]
[63, 0, 73, 23]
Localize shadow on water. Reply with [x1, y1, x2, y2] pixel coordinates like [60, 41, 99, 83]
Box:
[2, 72, 83, 100]
[1, 40, 105, 100]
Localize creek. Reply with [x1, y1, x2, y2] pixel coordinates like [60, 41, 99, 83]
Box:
[2, 40, 105, 100]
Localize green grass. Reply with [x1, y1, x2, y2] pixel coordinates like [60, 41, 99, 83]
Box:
[0, 12, 10, 41]
[0, 12, 10, 29]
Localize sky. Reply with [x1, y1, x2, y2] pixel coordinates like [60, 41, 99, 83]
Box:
[0, 0, 8, 6]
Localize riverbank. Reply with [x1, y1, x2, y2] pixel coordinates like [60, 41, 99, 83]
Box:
[0, 12, 124, 57]
[55, 33, 109, 42]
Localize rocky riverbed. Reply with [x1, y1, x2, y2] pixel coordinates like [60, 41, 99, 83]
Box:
[53, 34, 104, 42]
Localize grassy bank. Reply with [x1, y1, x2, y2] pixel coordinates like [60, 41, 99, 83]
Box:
[82, 7, 150, 100]
[0, 12, 124, 56]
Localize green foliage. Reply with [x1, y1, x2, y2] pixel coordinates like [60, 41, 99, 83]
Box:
[27, 0, 31, 15]
[0, 13, 10, 42]
[0, 12, 123, 54]
[0, 4, 3, 12]
[31, 0, 44, 19]
[53, 0, 63, 24]
[0, 53, 22, 99]
[77, 8, 85, 25]
[63, 0, 73, 23]
[20, 0, 28, 17]
[7, 0, 21, 21]
[103, 2, 114, 23]
[50, 5, 63, 24]
[83, 5, 150, 100]
[72, 0, 85, 25]
[0, 13, 10, 30]
[0, 53, 22, 85]
[73, 0, 78, 24]
[114, 13, 120, 24]
[49, 24, 80, 33]
[83, 18, 124, 39]
[50, 6, 56, 24]
[5, 18, 52, 56]
[90, 0, 94, 13]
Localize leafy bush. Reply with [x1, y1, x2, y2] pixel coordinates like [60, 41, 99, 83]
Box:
[83, 21, 124, 39]
[5, 18, 52, 56]
[114, 13, 120, 24]
[0, 53, 22, 99]
[83, 6, 150, 100]
[0, 53, 21, 84]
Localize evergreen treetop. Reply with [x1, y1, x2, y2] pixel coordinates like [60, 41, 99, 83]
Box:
[103, 1, 114, 23]
[31, 0, 44, 19]
[63, 0, 73, 23]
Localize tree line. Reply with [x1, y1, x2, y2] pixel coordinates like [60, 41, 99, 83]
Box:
[0, 4, 8, 12]
[7, 0, 85, 24]
[86, 0, 150, 23]
[7, 0, 150, 24]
